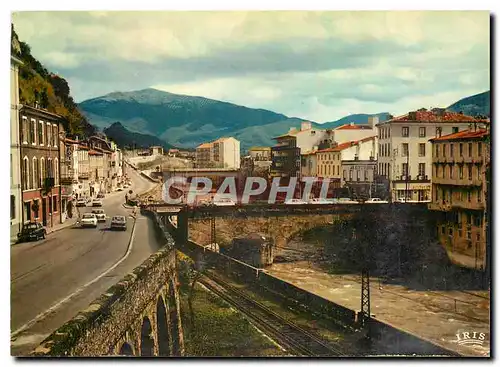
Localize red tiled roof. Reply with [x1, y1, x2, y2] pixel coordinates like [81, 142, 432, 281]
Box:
[387, 111, 489, 123]
[359, 135, 377, 143]
[430, 129, 489, 142]
[317, 141, 354, 153]
[335, 124, 373, 130]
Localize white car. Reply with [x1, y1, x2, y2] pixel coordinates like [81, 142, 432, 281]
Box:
[308, 198, 333, 205]
[81, 213, 98, 228]
[338, 198, 359, 204]
[213, 197, 236, 206]
[91, 209, 107, 221]
[76, 199, 87, 207]
[92, 199, 103, 207]
[285, 198, 307, 205]
[365, 198, 389, 204]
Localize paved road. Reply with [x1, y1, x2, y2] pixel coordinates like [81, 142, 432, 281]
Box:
[11, 166, 164, 356]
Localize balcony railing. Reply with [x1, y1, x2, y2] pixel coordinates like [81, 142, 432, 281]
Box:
[432, 177, 482, 187]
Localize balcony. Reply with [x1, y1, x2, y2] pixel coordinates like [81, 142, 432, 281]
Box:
[428, 201, 452, 211]
[451, 200, 485, 211]
[60, 175, 76, 186]
[432, 176, 482, 187]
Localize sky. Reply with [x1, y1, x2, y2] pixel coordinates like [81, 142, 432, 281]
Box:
[11, 11, 490, 122]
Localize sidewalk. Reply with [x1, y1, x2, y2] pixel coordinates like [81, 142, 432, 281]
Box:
[10, 217, 79, 246]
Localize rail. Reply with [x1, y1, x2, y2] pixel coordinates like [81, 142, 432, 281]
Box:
[199, 272, 346, 357]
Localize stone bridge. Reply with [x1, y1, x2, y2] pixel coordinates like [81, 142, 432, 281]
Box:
[32, 212, 184, 357]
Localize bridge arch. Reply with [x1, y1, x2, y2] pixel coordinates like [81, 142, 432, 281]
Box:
[156, 295, 171, 356]
[119, 342, 134, 356]
[140, 316, 155, 357]
[168, 278, 181, 356]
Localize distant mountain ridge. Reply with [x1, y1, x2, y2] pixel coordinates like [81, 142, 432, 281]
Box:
[446, 91, 490, 117]
[103, 122, 175, 150]
[79, 88, 387, 150]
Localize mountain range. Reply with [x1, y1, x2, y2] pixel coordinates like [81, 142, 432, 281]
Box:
[78, 88, 391, 150]
[78, 88, 490, 151]
[103, 122, 176, 151]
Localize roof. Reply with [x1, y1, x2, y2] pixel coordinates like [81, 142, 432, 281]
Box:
[64, 138, 79, 144]
[379, 110, 489, 125]
[78, 144, 89, 150]
[335, 124, 373, 130]
[317, 141, 354, 153]
[150, 146, 163, 149]
[249, 146, 271, 151]
[359, 135, 377, 143]
[429, 129, 489, 142]
[196, 142, 212, 149]
[88, 150, 103, 156]
[273, 133, 297, 140]
[301, 150, 317, 156]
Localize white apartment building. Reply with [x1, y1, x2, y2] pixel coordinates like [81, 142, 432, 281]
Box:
[376, 108, 489, 202]
[11, 55, 23, 238]
[196, 137, 241, 169]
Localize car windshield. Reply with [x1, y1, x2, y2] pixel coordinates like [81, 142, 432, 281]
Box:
[112, 217, 125, 222]
[26, 223, 38, 229]
[83, 214, 95, 219]
[92, 210, 104, 214]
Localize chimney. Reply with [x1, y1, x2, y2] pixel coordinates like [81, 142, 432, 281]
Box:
[301, 121, 312, 131]
[368, 116, 379, 129]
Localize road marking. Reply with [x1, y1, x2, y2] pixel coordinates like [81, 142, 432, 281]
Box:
[11, 217, 138, 340]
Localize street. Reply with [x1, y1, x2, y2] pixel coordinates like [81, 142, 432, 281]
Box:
[11, 167, 163, 356]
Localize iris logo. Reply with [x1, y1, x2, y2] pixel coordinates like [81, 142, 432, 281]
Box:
[455, 331, 486, 346]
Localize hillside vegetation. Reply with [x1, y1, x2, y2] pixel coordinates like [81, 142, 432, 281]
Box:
[11, 24, 95, 137]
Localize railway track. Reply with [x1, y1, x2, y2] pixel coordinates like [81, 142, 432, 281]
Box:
[199, 272, 347, 357]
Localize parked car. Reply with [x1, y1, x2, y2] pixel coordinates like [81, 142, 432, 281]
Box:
[308, 198, 334, 205]
[365, 198, 389, 204]
[110, 216, 127, 231]
[81, 213, 98, 228]
[97, 193, 105, 199]
[338, 198, 359, 204]
[92, 199, 103, 207]
[213, 197, 236, 206]
[116, 187, 124, 192]
[91, 209, 107, 222]
[284, 198, 308, 205]
[76, 198, 87, 207]
[17, 222, 46, 242]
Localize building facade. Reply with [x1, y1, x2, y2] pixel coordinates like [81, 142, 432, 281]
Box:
[376, 108, 488, 202]
[328, 116, 379, 145]
[150, 146, 164, 156]
[19, 105, 63, 229]
[248, 147, 271, 161]
[428, 128, 489, 270]
[195, 137, 241, 169]
[11, 55, 23, 238]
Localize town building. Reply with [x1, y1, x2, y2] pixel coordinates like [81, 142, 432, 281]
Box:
[168, 148, 179, 157]
[76, 143, 90, 199]
[248, 147, 272, 161]
[428, 127, 490, 270]
[328, 116, 380, 144]
[19, 104, 63, 229]
[10, 55, 23, 238]
[300, 150, 317, 178]
[60, 136, 79, 221]
[150, 146, 164, 156]
[195, 137, 241, 169]
[376, 108, 489, 202]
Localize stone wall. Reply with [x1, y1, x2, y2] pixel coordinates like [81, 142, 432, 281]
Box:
[32, 211, 184, 357]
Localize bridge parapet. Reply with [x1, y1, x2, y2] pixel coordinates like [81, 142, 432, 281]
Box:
[32, 212, 184, 357]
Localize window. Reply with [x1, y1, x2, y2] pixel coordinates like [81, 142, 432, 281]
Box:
[40, 158, 46, 182]
[468, 143, 472, 157]
[419, 143, 426, 157]
[467, 191, 471, 202]
[459, 143, 463, 157]
[402, 143, 409, 157]
[478, 142, 482, 157]
[54, 158, 59, 185]
[450, 165, 454, 179]
[435, 145, 439, 157]
[10, 195, 15, 220]
[30, 119, 36, 144]
[22, 157, 29, 190]
[441, 225, 445, 235]
[52, 125, 58, 146]
[38, 121, 44, 145]
[459, 165, 464, 179]
[450, 143, 454, 157]
[33, 199, 39, 219]
[349, 170, 352, 180]
[419, 127, 426, 137]
[452, 127, 459, 134]
[443, 144, 447, 157]
[46, 123, 51, 147]
[418, 163, 425, 176]
[33, 157, 38, 189]
[402, 163, 408, 176]
[22, 116, 28, 143]
[436, 127, 442, 137]
[364, 169, 368, 181]
[467, 164, 472, 180]
[53, 196, 58, 212]
[388, 163, 391, 180]
[343, 170, 347, 179]
[357, 170, 360, 181]
[402, 126, 409, 137]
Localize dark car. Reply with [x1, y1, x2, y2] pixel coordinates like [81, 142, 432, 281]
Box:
[17, 222, 46, 242]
